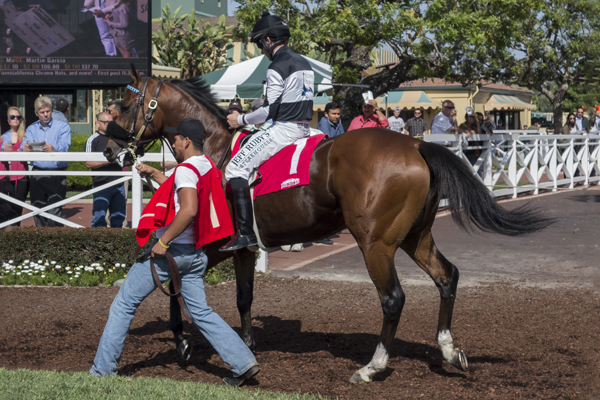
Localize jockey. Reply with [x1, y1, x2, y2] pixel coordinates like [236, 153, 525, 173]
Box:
[220, 11, 315, 252]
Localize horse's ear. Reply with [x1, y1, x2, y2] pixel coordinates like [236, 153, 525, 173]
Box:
[130, 63, 141, 85]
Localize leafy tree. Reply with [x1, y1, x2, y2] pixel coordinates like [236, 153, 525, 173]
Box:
[232, 0, 450, 123]
[152, 5, 234, 78]
[429, 0, 600, 132]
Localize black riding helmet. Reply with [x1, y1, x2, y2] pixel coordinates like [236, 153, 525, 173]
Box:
[249, 12, 290, 58]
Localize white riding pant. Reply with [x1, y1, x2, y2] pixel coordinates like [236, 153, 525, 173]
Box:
[226, 121, 310, 181]
[94, 16, 117, 56]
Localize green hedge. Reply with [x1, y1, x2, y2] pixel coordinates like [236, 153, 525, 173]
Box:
[0, 227, 236, 286]
[67, 135, 163, 191]
[0, 227, 143, 266]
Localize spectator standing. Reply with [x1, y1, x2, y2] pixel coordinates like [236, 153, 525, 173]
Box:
[575, 107, 588, 133]
[388, 107, 405, 134]
[430, 100, 457, 145]
[563, 113, 577, 134]
[85, 112, 126, 228]
[317, 101, 344, 138]
[22, 96, 71, 227]
[404, 108, 429, 137]
[347, 99, 389, 131]
[0, 107, 29, 226]
[458, 111, 482, 169]
[588, 111, 598, 134]
[496, 120, 505, 131]
[52, 98, 69, 123]
[477, 112, 485, 133]
[90, 118, 259, 386]
[484, 112, 496, 134]
[106, 100, 122, 121]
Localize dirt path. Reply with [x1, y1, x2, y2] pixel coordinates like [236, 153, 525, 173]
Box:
[1, 276, 599, 399]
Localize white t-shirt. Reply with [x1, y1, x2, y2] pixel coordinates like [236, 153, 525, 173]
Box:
[388, 116, 405, 133]
[157, 155, 212, 245]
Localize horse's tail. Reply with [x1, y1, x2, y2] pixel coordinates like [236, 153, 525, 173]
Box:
[417, 141, 554, 236]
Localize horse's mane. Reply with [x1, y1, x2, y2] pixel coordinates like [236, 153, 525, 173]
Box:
[167, 77, 228, 127]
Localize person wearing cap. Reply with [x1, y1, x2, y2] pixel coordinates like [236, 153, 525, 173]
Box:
[90, 118, 260, 387]
[222, 11, 314, 252]
[228, 99, 244, 115]
[317, 101, 344, 138]
[85, 111, 126, 228]
[388, 107, 405, 134]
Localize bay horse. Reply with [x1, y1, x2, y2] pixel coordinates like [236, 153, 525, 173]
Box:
[105, 66, 552, 383]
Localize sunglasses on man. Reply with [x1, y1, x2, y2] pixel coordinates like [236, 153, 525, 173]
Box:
[9, 115, 22, 120]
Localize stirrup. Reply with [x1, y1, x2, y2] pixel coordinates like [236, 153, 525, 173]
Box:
[219, 233, 258, 252]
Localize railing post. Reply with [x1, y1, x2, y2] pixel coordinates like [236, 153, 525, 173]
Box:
[510, 137, 518, 198]
[551, 138, 558, 191]
[567, 138, 574, 189]
[131, 167, 143, 229]
[583, 136, 589, 185]
[256, 249, 268, 273]
[484, 136, 493, 190]
[531, 138, 539, 195]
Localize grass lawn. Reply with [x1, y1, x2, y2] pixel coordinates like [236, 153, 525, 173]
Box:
[0, 368, 329, 400]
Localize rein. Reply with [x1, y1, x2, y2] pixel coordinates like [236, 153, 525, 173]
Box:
[136, 250, 192, 324]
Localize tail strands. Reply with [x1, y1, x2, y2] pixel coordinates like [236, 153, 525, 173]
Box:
[418, 142, 554, 236]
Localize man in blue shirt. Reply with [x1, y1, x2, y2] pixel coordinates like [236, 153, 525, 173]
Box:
[22, 96, 71, 227]
[51, 98, 69, 124]
[317, 101, 345, 138]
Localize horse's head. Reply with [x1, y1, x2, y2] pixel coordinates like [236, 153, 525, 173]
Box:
[103, 65, 172, 166]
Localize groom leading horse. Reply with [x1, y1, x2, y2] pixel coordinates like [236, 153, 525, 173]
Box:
[102, 13, 552, 384]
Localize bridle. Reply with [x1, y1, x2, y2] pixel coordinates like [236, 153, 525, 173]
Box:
[110, 77, 174, 167]
[112, 76, 235, 172]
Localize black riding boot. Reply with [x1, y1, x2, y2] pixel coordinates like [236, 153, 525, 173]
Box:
[220, 178, 258, 252]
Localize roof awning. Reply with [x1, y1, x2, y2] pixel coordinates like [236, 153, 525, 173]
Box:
[151, 64, 181, 80]
[202, 55, 332, 99]
[376, 91, 441, 110]
[485, 95, 536, 111]
[313, 94, 331, 111]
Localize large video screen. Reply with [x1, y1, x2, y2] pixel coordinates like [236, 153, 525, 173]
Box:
[0, 0, 149, 85]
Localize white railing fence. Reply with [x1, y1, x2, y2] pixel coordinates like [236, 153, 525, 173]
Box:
[0, 151, 269, 272]
[0, 152, 175, 230]
[1, 132, 597, 273]
[423, 132, 600, 199]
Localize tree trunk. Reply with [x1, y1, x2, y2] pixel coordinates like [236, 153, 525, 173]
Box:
[552, 100, 564, 134]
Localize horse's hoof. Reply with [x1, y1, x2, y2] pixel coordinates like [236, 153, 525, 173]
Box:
[450, 349, 469, 371]
[349, 372, 369, 384]
[177, 339, 193, 362]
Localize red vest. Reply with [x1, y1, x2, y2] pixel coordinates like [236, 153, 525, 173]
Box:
[136, 158, 233, 249]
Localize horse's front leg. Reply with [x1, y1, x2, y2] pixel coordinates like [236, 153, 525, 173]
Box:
[234, 248, 256, 349]
[350, 241, 405, 383]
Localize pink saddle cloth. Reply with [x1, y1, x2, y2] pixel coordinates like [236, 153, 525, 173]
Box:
[231, 131, 326, 198]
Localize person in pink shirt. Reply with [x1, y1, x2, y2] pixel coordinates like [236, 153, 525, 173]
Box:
[347, 99, 389, 131]
[0, 107, 29, 226]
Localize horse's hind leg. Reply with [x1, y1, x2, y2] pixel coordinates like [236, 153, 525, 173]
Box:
[350, 240, 405, 384]
[401, 229, 468, 371]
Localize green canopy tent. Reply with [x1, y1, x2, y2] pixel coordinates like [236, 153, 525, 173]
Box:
[202, 55, 333, 99]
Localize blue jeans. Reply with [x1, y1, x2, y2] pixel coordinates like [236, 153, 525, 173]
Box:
[90, 243, 257, 377]
[92, 184, 126, 228]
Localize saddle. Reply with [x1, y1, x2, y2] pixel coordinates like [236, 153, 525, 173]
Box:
[230, 129, 327, 251]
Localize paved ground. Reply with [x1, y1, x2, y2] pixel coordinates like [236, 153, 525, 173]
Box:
[12, 186, 600, 290]
[268, 186, 600, 289]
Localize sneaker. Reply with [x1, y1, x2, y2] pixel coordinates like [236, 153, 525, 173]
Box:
[314, 238, 334, 245]
[223, 365, 260, 387]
